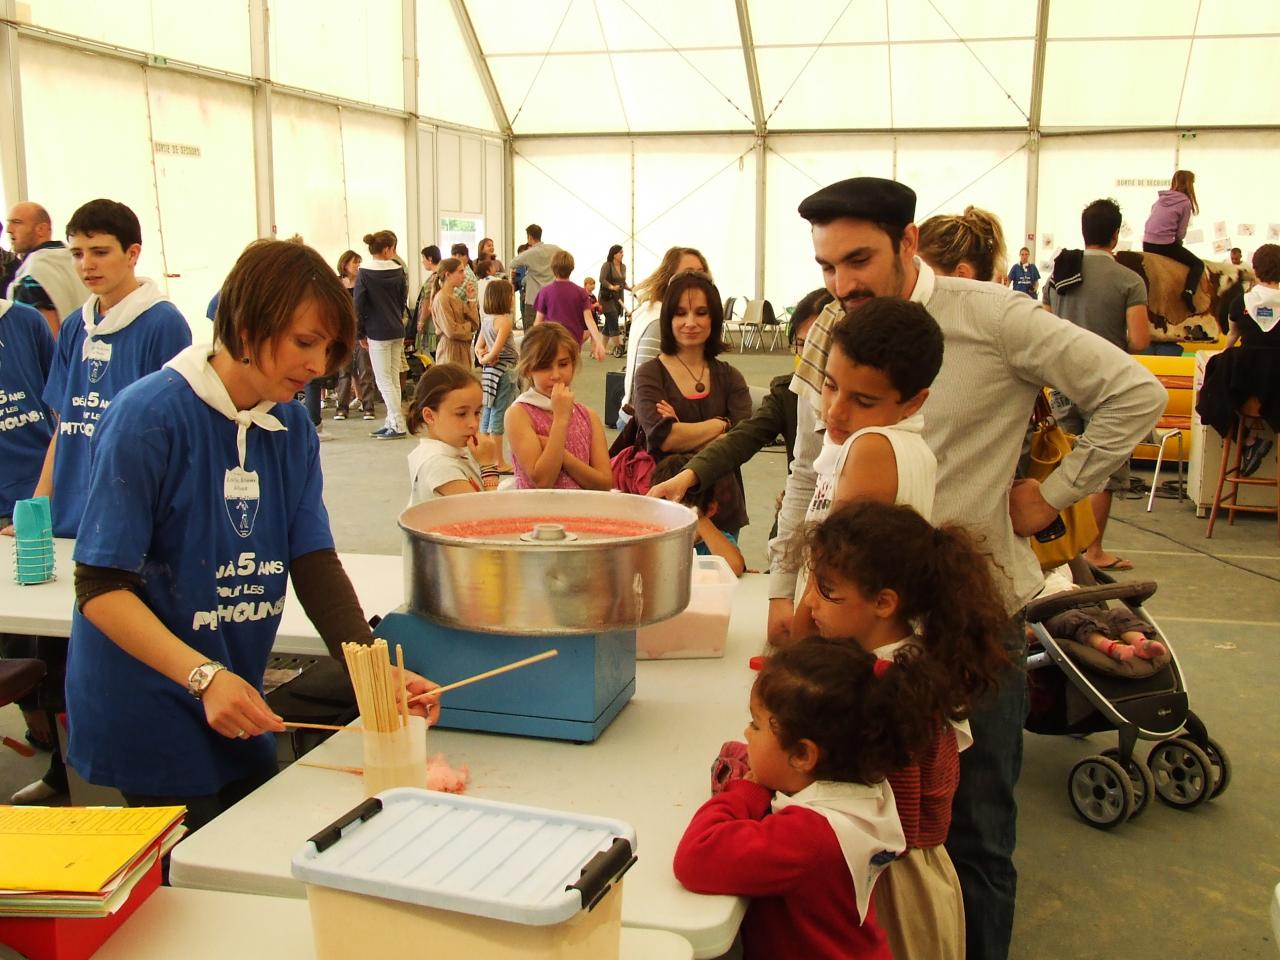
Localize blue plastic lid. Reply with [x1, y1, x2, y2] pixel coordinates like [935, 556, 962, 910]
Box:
[291, 788, 637, 926]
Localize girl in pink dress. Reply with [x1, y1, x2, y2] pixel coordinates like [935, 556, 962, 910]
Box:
[505, 324, 612, 490]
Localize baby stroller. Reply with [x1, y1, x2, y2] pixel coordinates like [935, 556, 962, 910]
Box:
[1024, 557, 1231, 830]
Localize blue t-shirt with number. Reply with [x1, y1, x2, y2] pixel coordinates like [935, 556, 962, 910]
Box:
[41, 301, 190, 536]
[1008, 262, 1041, 296]
[0, 302, 56, 517]
[66, 368, 335, 796]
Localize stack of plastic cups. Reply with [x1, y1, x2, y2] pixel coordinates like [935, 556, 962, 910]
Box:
[12, 496, 55, 585]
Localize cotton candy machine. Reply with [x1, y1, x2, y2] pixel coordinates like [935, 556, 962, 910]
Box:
[372, 490, 696, 741]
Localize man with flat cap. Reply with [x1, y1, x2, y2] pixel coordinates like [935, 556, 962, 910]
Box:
[768, 176, 1165, 959]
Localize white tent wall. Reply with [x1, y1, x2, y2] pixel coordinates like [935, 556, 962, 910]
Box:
[763, 132, 1029, 309]
[1, 1, 508, 339]
[513, 136, 756, 308]
[21, 0, 251, 74]
[270, 0, 404, 111]
[144, 69, 257, 345]
[17, 40, 169, 308]
[1035, 130, 1280, 277]
[339, 110, 410, 263]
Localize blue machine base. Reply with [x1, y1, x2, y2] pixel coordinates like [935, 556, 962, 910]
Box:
[373, 608, 636, 743]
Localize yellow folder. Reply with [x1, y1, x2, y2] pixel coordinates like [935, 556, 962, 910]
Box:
[0, 805, 185, 893]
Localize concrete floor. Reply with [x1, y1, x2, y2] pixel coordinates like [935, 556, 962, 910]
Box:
[3, 344, 1278, 958]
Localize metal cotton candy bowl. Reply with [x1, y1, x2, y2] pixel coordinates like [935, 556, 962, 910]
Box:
[398, 490, 697, 636]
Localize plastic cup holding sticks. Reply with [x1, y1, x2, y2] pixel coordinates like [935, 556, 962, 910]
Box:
[361, 714, 428, 797]
[342, 639, 428, 797]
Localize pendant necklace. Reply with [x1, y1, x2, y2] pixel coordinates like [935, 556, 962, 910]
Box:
[674, 354, 707, 393]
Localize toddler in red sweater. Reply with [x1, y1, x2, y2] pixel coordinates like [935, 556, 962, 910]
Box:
[674, 638, 949, 960]
[801, 501, 1012, 960]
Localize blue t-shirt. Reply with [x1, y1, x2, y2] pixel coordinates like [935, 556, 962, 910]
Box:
[695, 530, 737, 557]
[66, 368, 335, 795]
[1008, 262, 1041, 295]
[0, 302, 56, 517]
[41, 300, 190, 537]
[206, 290, 220, 321]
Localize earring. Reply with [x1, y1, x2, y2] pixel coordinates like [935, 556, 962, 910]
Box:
[241, 356, 251, 365]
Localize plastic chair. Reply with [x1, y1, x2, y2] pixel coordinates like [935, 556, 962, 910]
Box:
[0, 659, 44, 707]
[0, 658, 45, 756]
[1205, 398, 1279, 539]
[740, 300, 779, 351]
[1146, 422, 1187, 511]
[721, 296, 742, 350]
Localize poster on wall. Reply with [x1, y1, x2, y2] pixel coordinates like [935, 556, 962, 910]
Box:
[1214, 221, 1228, 240]
[1186, 228, 1205, 244]
[1212, 237, 1231, 254]
[1041, 233, 1054, 249]
[1238, 224, 1255, 237]
[1269, 224, 1280, 242]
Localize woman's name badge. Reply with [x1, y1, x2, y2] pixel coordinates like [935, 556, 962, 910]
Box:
[224, 468, 261, 539]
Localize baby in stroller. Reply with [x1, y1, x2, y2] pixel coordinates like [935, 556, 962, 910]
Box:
[1039, 564, 1167, 663]
[1024, 556, 1229, 827]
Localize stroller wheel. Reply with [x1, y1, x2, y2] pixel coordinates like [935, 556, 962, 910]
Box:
[1149, 737, 1213, 809]
[1067, 755, 1134, 830]
[1200, 737, 1232, 799]
[1101, 748, 1155, 819]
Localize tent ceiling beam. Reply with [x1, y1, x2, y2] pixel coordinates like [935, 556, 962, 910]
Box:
[734, 0, 765, 136]
[447, 0, 512, 137]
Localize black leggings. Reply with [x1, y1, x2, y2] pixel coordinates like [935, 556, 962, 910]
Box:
[1143, 240, 1204, 295]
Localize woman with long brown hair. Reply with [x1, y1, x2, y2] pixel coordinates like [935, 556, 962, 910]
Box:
[430, 257, 476, 369]
[622, 246, 710, 411]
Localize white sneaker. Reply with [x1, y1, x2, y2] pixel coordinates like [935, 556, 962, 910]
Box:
[316, 425, 333, 442]
[11, 778, 61, 804]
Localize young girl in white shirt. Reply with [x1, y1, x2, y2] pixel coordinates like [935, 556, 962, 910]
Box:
[406, 362, 500, 504]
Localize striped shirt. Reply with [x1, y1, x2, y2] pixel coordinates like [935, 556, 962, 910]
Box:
[771, 258, 1166, 612]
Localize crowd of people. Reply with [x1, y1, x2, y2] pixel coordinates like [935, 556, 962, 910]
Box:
[2, 164, 1274, 960]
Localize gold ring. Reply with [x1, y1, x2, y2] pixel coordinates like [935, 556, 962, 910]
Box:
[236, 729, 247, 738]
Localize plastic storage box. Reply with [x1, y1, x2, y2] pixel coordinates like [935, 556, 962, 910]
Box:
[637, 554, 738, 660]
[292, 788, 637, 960]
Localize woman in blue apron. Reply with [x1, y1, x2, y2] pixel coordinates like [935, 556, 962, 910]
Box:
[64, 239, 438, 832]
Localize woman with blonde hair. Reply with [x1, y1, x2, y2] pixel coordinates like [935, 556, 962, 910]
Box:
[1143, 169, 1203, 311]
[622, 246, 710, 413]
[917, 206, 1007, 282]
[431, 257, 475, 369]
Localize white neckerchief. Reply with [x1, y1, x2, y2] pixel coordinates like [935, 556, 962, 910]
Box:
[771, 779, 905, 923]
[165, 344, 286, 469]
[874, 637, 974, 753]
[515, 387, 554, 411]
[813, 432, 843, 477]
[1244, 285, 1280, 334]
[0, 298, 12, 316]
[81, 277, 167, 357]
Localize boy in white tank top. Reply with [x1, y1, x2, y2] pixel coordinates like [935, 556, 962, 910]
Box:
[794, 297, 944, 637]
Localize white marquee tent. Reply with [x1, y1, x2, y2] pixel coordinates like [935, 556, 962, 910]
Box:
[2, 0, 1277, 339]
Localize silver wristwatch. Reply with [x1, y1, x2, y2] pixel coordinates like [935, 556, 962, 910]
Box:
[187, 661, 226, 699]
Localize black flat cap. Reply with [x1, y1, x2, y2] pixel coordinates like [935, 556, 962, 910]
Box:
[798, 177, 916, 227]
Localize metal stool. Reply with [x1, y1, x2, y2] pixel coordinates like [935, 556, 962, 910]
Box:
[1205, 398, 1279, 539]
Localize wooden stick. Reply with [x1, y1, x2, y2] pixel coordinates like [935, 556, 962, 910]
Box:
[282, 721, 353, 732]
[298, 761, 363, 776]
[396, 643, 410, 729]
[408, 649, 559, 705]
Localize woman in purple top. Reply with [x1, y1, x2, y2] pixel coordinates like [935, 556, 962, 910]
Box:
[1142, 169, 1204, 312]
[533, 249, 607, 361]
[632, 271, 753, 534]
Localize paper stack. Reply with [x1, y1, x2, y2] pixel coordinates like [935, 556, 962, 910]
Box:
[0, 806, 185, 960]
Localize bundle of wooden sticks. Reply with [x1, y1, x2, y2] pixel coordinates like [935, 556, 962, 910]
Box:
[341, 639, 409, 732]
